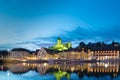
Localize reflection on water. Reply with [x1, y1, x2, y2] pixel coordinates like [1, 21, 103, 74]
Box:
[0, 62, 120, 80]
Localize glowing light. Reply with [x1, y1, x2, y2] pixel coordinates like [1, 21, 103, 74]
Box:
[72, 52, 75, 54]
[7, 72, 10, 77]
[43, 63, 47, 66]
[22, 60, 26, 61]
[71, 67, 75, 72]
[30, 57, 37, 60]
[44, 57, 48, 60]
[105, 56, 108, 59]
[23, 63, 26, 65]
[27, 64, 30, 66]
[105, 64, 108, 68]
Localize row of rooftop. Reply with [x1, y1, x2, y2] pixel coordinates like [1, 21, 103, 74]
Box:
[0, 38, 120, 57]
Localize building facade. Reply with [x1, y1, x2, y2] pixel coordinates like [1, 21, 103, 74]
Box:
[37, 47, 91, 60]
[37, 48, 48, 59]
[49, 37, 72, 51]
[9, 48, 30, 59]
[93, 50, 119, 60]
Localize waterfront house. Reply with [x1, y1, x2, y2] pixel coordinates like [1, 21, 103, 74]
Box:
[37, 47, 60, 60]
[91, 45, 120, 60]
[37, 47, 91, 60]
[9, 48, 30, 59]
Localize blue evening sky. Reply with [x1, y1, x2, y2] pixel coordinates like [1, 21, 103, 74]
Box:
[0, 0, 120, 50]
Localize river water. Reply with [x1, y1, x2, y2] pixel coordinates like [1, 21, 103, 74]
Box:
[0, 62, 119, 80]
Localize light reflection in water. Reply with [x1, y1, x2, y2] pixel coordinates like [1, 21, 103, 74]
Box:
[7, 72, 10, 77]
[0, 62, 120, 80]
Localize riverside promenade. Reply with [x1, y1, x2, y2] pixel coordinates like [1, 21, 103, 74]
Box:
[1, 58, 120, 64]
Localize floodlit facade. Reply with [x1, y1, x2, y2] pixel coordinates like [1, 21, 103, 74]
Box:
[37, 39, 120, 60]
[93, 50, 119, 60]
[49, 37, 72, 51]
[37, 47, 91, 60]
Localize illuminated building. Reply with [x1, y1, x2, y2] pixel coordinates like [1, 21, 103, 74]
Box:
[37, 47, 91, 60]
[37, 38, 91, 60]
[93, 50, 119, 60]
[37, 47, 60, 60]
[49, 37, 72, 51]
[92, 46, 120, 60]
[37, 39, 120, 60]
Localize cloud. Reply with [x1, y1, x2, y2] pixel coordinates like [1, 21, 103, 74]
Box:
[32, 25, 120, 46]
[57, 26, 120, 43]
[0, 26, 120, 51]
[0, 40, 54, 51]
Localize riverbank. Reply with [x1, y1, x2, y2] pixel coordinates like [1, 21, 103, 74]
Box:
[0, 58, 96, 64]
[0, 58, 48, 64]
[1, 58, 120, 64]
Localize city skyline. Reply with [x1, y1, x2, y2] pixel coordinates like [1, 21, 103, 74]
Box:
[0, 0, 120, 50]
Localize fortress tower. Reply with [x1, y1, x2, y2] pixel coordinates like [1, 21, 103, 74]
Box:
[49, 37, 72, 51]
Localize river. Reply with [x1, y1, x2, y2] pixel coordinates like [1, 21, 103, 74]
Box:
[0, 62, 119, 80]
